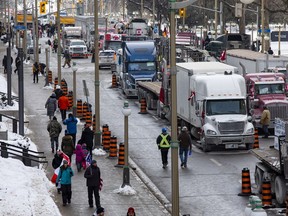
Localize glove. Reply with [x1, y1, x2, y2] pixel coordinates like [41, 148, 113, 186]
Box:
[189, 149, 192, 156]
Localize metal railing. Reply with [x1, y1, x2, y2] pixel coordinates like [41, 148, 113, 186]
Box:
[0, 113, 29, 134]
[0, 141, 48, 166]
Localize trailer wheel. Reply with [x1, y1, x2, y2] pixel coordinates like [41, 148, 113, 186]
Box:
[275, 176, 286, 205]
[255, 167, 263, 193]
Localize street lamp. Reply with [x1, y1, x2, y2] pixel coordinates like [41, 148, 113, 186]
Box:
[276, 25, 283, 56]
[18, 35, 24, 136]
[71, 62, 78, 116]
[121, 101, 131, 187]
[44, 43, 50, 86]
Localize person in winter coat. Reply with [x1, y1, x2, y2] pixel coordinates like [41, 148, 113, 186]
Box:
[61, 130, 75, 162]
[47, 116, 62, 153]
[45, 93, 57, 120]
[84, 160, 102, 209]
[156, 128, 171, 169]
[127, 207, 136, 216]
[56, 160, 74, 206]
[39, 62, 46, 75]
[14, 55, 21, 74]
[80, 123, 94, 157]
[58, 93, 70, 121]
[62, 50, 71, 68]
[53, 38, 58, 53]
[2, 55, 13, 74]
[260, 106, 271, 138]
[54, 85, 63, 100]
[177, 126, 192, 168]
[63, 113, 78, 145]
[75, 144, 86, 172]
[52, 150, 64, 194]
[33, 62, 39, 83]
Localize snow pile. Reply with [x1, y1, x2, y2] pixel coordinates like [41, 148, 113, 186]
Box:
[113, 185, 137, 196]
[92, 148, 107, 156]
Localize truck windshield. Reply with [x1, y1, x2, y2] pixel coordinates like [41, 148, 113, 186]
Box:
[128, 62, 156, 72]
[206, 99, 246, 116]
[105, 41, 121, 51]
[255, 83, 284, 95]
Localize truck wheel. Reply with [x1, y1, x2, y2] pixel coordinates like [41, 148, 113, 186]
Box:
[201, 136, 211, 152]
[255, 167, 263, 193]
[275, 176, 286, 205]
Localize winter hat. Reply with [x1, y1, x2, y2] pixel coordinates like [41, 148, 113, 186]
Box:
[96, 207, 104, 214]
[182, 126, 187, 131]
[91, 160, 97, 165]
[63, 160, 68, 164]
[128, 207, 135, 213]
[162, 127, 167, 133]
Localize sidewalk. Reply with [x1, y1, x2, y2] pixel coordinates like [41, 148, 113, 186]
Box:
[2, 40, 171, 216]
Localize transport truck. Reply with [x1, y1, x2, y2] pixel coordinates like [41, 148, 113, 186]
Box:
[115, 39, 158, 97]
[138, 62, 255, 151]
[245, 73, 288, 129]
[251, 118, 288, 206]
[225, 49, 288, 74]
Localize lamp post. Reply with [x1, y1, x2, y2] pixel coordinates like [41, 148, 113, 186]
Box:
[44, 44, 50, 86]
[57, 0, 61, 87]
[18, 35, 24, 136]
[71, 62, 78, 116]
[277, 25, 282, 56]
[121, 101, 131, 187]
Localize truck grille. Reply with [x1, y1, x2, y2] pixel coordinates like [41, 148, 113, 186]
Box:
[72, 47, 84, 52]
[218, 122, 244, 134]
[267, 104, 288, 120]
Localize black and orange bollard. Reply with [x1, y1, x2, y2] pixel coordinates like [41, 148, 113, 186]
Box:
[238, 167, 254, 196]
[61, 80, 68, 96]
[253, 128, 259, 149]
[76, 99, 83, 118]
[92, 114, 96, 132]
[109, 136, 118, 158]
[138, 98, 148, 114]
[54, 77, 58, 90]
[102, 130, 111, 151]
[68, 91, 73, 110]
[48, 70, 53, 84]
[115, 142, 125, 167]
[86, 110, 92, 125]
[111, 73, 117, 88]
[82, 102, 88, 121]
[101, 124, 109, 145]
[261, 179, 273, 207]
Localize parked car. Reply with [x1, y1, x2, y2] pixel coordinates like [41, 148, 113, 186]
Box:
[99, 50, 115, 69]
[68, 39, 88, 58]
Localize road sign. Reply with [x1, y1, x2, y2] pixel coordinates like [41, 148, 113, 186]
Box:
[14, 25, 26, 30]
[258, 28, 271, 33]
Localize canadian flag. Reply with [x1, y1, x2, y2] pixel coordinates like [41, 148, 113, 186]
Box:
[188, 91, 195, 100]
[51, 152, 70, 183]
[220, 49, 226, 62]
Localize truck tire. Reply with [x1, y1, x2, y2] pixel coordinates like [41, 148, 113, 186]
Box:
[201, 135, 211, 152]
[275, 176, 286, 205]
[255, 167, 263, 193]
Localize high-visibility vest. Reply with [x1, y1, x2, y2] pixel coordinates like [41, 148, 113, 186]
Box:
[159, 134, 170, 148]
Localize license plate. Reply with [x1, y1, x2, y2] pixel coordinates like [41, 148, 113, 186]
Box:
[225, 144, 238, 149]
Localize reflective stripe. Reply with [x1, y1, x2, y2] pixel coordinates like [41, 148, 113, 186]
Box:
[160, 134, 170, 148]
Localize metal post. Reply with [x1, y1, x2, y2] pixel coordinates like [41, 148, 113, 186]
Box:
[169, 0, 179, 215]
[7, 24, 12, 106]
[32, 4, 36, 61]
[15, 0, 18, 48]
[23, 0, 27, 60]
[45, 48, 49, 86]
[18, 35, 24, 136]
[219, 0, 223, 35]
[123, 0, 125, 21]
[141, 0, 143, 18]
[251, 22, 254, 48]
[94, 0, 101, 149]
[261, 0, 264, 53]
[215, 0, 218, 38]
[152, 0, 155, 39]
[35, 0, 39, 63]
[57, 0, 61, 86]
[278, 26, 281, 56]
[72, 63, 77, 116]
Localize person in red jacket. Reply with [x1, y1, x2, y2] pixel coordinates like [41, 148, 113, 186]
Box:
[58, 93, 70, 121]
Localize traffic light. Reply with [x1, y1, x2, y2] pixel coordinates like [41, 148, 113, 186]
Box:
[179, 8, 186, 18]
[40, 2, 46, 15]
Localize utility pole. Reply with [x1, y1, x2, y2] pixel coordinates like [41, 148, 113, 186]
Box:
[7, 0, 12, 106]
[141, 0, 143, 18]
[35, 0, 39, 63]
[15, 0, 18, 48]
[23, 0, 27, 60]
[18, 35, 24, 136]
[215, 0, 218, 38]
[57, 0, 61, 86]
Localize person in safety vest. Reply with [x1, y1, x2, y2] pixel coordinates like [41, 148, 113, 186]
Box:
[156, 127, 171, 169]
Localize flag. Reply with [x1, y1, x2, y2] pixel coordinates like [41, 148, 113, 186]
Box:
[51, 152, 70, 183]
[85, 152, 92, 167]
[220, 49, 226, 62]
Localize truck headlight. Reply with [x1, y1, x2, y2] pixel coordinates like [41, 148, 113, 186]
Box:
[206, 129, 217, 135]
[246, 128, 254, 134]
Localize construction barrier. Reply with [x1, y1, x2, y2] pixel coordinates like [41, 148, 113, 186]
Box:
[261, 180, 272, 207]
[238, 168, 253, 196]
[102, 130, 111, 151]
[68, 91, 73, 110]
[138, 98, 148, 114]
[109, 136, 117, 158]
[54, 77, 58, 90]
[48, 70, 53, 84]
[111, 73, 117, 88]
[92, 114, 96, 132]
[82, 102, 88, 121]
[115, 142, 125, 167]
[253, 128, 259, 149]
[86, 109, 92, 125]
[76, 99, 83, 118]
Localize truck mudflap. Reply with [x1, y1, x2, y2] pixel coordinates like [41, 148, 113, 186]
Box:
[205, 134, 254, 147]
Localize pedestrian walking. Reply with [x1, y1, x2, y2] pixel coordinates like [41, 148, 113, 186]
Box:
[62, 50, 71, 68]
[14, 55, 21, 74]
[260, 106, 271, 138]
[63, 113, 78, 145]
[127, 207, 136, 216]
[61, 130, 75, 162]
[45, 93, 57, 120]
[39, 62, 46, 75]
[33, 62, 39, 83]
[52, 150, 64, 194]
[58, 93, 70, 121]
[75, 144, 86, 172]
[268, 47, 274, 55]
[93, 207, 105, 216]
[2, 55, 13, 74]
[56, 160, 74, 206]
[84, 160, 102, 210]
[53, 38, 58, 53]
[54, 85, 63, 100]
[156, 128, 171, 169]
[80, 123, 94, 157]
[178, 126, 192, 168]
[47, 116, 62, 153]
